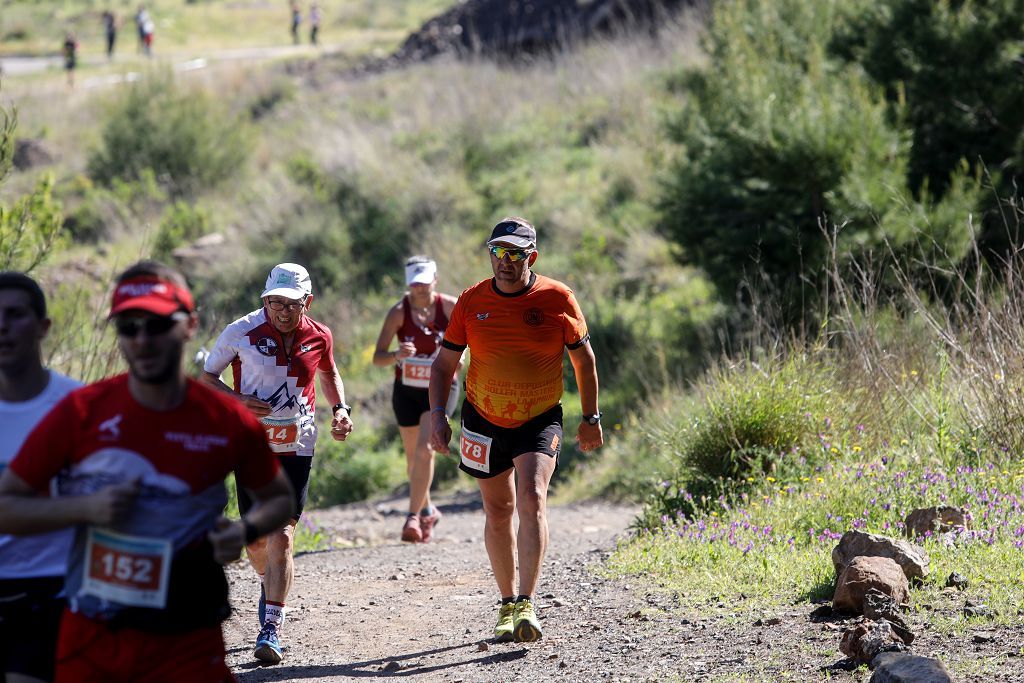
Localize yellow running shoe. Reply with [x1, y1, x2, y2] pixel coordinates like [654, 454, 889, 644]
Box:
[494, 602, 515, 642]
[512, 598, 542, 642]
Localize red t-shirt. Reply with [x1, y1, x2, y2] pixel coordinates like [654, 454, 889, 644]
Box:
[11, 375, 279, 621]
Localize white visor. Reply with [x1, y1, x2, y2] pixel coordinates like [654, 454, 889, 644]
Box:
[405, 261, 437, 285]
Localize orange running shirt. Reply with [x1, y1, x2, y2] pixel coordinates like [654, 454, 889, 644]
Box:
[442, 273, 589, 428]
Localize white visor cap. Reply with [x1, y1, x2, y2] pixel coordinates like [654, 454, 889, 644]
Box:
[405, 260, 437, 286]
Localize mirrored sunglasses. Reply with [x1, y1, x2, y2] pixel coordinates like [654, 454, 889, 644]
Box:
[488, 245, 532, 262]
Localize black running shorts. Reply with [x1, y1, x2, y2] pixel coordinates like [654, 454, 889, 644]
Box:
[392, 380, 430, 427]
[458, 401, 562, 479]
[237, 454, 313, 522]
[0, 576, 65, 681]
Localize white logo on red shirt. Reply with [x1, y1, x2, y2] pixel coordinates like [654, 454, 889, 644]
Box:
[99, 414, 122, 440]
[163, 432, 230, 453]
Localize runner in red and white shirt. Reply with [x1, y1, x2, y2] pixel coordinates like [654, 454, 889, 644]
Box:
[0, 261, 295, 683]
[200, 262, 353, 664]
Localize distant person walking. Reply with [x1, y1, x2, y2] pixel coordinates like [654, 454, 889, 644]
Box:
[63, 32, 78, 89]
[309, 3, 321, 46]
[290, 2, 301, 45]
[135, 6, 147, 53]
[102, 10, 117, 58]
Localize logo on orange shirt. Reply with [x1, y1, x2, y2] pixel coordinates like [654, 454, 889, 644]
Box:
[523, 308, 544, 326]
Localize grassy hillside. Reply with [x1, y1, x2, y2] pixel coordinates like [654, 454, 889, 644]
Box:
[1, 3, 713, 506]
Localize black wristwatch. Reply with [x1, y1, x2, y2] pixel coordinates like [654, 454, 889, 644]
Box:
[332, 402, 352, 416]
[583, 412, 602, 425]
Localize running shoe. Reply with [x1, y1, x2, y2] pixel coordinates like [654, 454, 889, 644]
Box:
[420, 507, 442, 543]
[493, 602, 515, 643]
[513, 598, 543, 642]
[254, 623, 283, 664]
[401, 513, 422, 543]
[258, 583, 266, 627]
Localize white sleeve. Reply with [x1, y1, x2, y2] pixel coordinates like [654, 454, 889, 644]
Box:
[203, 326, 239, 376]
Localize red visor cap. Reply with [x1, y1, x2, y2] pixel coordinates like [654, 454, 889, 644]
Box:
[109, 277, 195, 318]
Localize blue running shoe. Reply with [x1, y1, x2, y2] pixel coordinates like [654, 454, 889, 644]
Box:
[254, 623, 283, 664]
[258, 583, 266, 627]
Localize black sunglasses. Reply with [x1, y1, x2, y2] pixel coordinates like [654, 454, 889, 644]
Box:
[114, 312, 188, 338]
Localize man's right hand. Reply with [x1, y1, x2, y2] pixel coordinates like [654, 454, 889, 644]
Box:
[428, 412, 453, 453]
[87, 479, 140, 526]
[241, 395, 273, 417]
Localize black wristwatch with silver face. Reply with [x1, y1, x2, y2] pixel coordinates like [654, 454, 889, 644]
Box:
[583, 412, 602, 425]
[333, 402, 352, 416]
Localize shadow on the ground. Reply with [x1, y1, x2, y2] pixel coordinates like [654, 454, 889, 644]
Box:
[234, 640, 529, 680]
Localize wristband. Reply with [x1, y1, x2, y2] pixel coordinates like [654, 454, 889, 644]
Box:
[243, 520, 260, 545]
[332, 402, 352, 416]
[430, 407, 447, 417]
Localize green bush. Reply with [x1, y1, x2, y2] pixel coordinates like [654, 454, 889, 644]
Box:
[832, 0, 1024, 199]
[657, 0, 983, 315]
[0, 173, 65, 273]
[152, 201, 213, 261]
[87, 71, 251, 197]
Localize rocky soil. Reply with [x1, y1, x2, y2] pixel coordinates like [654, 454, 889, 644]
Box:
[223, 493, 1024, 682]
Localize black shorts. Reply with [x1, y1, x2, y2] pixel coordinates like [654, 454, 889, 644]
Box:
[392, 379, 461, 428]
[0, 576, 65, 680]
[392, 380, 429, 427]
[458, 401, 562, 479]
[237, 455, 312, 522]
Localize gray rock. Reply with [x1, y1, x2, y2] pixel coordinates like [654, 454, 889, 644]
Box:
[869, 653, 952, 682]
[834, 556, 910, 615]
[832, 530, 930, 581]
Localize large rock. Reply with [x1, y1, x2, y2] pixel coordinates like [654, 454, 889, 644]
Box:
[904, 506, 968, 539]
[834, 556, 910, 614]
[839, 620, 907, 665]
[832, 530, 929, 581]
[870, 653, 953, 682]
[12, 138, 55, 170]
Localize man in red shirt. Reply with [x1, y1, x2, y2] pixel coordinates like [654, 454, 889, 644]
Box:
[0, 261, 294, 683]
[428, 217, 603, 643]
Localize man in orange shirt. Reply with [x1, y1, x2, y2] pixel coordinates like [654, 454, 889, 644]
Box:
[428, 216, 603, 643]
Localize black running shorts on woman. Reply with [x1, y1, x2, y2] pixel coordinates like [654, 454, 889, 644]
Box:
[458, 400, 562, 479]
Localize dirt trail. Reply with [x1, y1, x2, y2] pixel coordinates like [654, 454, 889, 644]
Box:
[223, 494, 665, 682]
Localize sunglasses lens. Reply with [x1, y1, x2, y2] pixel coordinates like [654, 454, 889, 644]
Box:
[114, 315, 178, 337]
[490, 246, 528, 261]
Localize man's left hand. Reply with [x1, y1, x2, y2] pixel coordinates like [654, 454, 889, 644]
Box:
[331, 411, 353, 441]
[576, 421, 604, 452]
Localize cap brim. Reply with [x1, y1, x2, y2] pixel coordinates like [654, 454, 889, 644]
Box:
[261, 287, 309, 300]
[109, 296, 183, 318]
[487, 236, 535, 249]
[406, 274, 435, 285]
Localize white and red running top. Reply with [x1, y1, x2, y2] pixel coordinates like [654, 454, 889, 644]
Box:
[10, 375, 279, 621]
[204, 308, 338, 456]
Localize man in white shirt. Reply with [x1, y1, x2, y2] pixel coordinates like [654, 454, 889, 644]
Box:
[0, 272, 81, 683]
